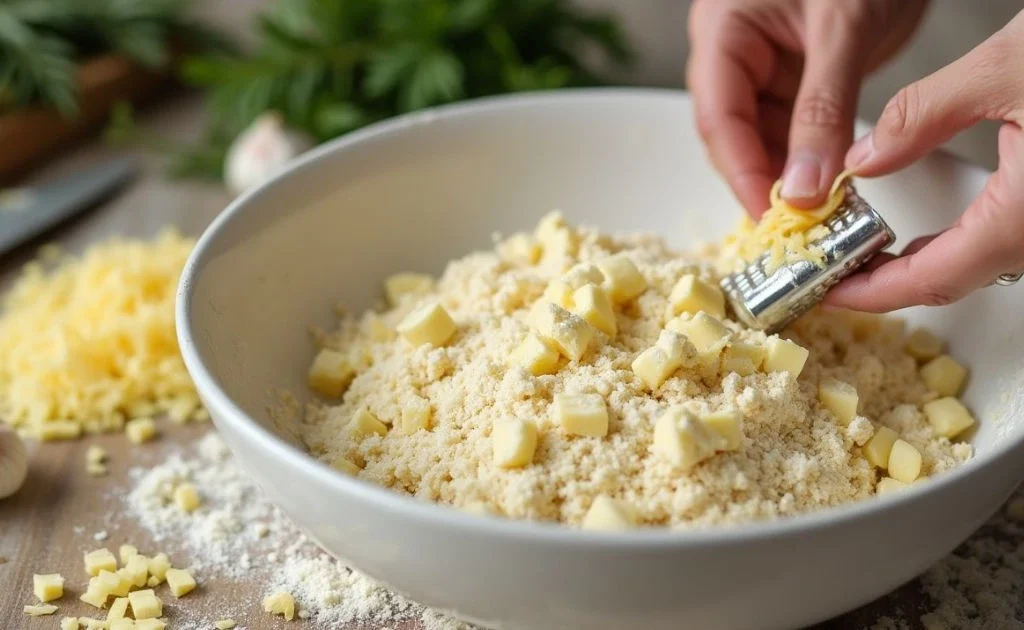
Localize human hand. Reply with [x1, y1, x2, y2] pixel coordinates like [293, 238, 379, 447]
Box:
[686, 0, 929, 216]
[826, 11, 1024, 312]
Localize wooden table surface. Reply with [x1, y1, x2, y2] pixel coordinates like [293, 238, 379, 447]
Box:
[0, 96, 1020, 630]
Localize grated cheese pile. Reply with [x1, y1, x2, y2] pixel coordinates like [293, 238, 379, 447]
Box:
[718, 171, 854, 273]
[0, 230, 200, 440]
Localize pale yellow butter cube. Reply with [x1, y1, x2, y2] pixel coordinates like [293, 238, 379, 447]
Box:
[667, 312, 732, 363]
[596, 253, 648, 303]
[863, 426, 899, 468]
[165, 568, 197, 597]
[108, 620, 133, 630]
[818, 378, 859, 426]
[384, 272, 434, 306]
[348, 407, 387, 438]
[652, 407, 719, 469]
[876, 477, 909, 494]
[60, 617, 78, 630]
[174, 483, 201, 513]
[573, 284, 617, 336]
[147, 554, 170, 582]
[888, 439, 922, 483]
[668, 274, 725, 319]
[763, 336, 809, 377]
[553, 393, 609, 437]
[535, 211, 570, 244]
[397, 302, 457, 347]
[700, 409, 744, 451]
[532, 302, 595, 362]
[498, 233, 541, 265]
[33, 573, 64, 602]
[127, 590, 162, 619]
[923, 397, 976, 439]
[125, 417, 157, 444]
[107, 597, 128, 620]
[920, 355, 967, 396]
[38, 420, 82, 441]
[23, 604, 58, 616]
[492, 418, 539, 468]
[400, 397, 432, 435]
[83, 618, 110, 629]
[86, 445, 107, 465]
[542, 280, 575, 309]
[546, 264, 604, 309]
[510, 334, 560, 376]
[632, 346, 680, 390]
[123, 554, 149, 588]
[118, 545, 137, 565]
[307, 349, 356, 398]
[79, 585, 108, 609]
[331, 458, 361, 475]
[214, 620, 237, 630]
[263, 591, 296, 621]
[905, 328, 944, 361]
[96, 570, 130, 597]
[134, 618, 166, 630]
[720, 341, 765, 377]
[581, 495, 637, 531]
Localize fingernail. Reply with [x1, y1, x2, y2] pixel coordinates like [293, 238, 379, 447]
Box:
[846, 134, 875, 169]
[780, 152, 823, 200]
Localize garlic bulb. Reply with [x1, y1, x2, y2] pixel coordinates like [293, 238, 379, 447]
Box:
[0, 425, 28, 499]
[224, 112, 315, 196]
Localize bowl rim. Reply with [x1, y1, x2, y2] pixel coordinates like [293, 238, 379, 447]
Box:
[177, 86, 1024, 548]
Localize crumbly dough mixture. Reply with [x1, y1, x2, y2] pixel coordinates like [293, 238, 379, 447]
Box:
[299, 214, 972, 528]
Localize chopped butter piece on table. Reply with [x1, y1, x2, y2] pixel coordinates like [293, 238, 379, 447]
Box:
[888, 439, 922, 483]
[818, 378, 859, 426]
[165, 568, 197, 597]
[596, 253, 648, 303]
[905, 328, 944, 361]
[652, 407, 720, 469]
[109, 619, 134, 630]
[492, 418, 539, 468]
[127, 590, 161, 619]
[174, 483, 202, 513]
[215, 620, 237, 630]
[84, 547, 118, 578]
[60, 617, 79, 630]
[510, 334, 560, 376]
[763, 336, 809, 377]
[106, 597, 129, 620]
[384, 273, 434, 306]
[24, 604, 58, 616]
[397, 302, 457, 347]
[348, 407, 387, 438]
[581, 495, 637, 531]
[123, 554, 149, 587]
[668, 274, 725, 319]
[573, 283, 617, 336]
[532, 302, 595, 362]
[79, 584, 108, 609]
[923, 397, 975, 439]
[553, 393, 609, 437]
[38, 421, 82, 441]
[700, 409, 744, 451]
[307, 349, 356, 398]
[919, 355, 967, 396]
[864, 426, 899, 468]
[147, 554, 170, 582]
[134, 620, 167, 630]
[264, 591, 296, 621]
[33, 573, 64, 602]
[95, 569, 130, 597]
[118, 545, 137, 565]
[125, 418, 157, 444]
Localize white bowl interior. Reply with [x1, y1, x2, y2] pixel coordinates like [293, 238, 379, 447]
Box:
[188, 90, 1024, 466]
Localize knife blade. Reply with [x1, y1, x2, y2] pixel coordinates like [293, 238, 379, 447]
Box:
[0, 157, 137, 257]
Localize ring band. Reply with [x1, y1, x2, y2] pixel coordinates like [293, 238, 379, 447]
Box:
[995, 271, 1023, 286]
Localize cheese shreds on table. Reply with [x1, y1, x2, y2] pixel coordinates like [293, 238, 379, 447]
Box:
[0, 230, 199, 439]
[719, 170, 855, 273]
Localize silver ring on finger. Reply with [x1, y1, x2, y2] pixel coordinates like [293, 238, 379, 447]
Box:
[995, 271, 1023, 286]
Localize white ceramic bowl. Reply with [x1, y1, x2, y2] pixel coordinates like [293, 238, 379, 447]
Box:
[177, 89, 1024, 630]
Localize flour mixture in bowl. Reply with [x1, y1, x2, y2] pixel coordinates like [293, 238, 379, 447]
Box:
[297, 212, 975, 529]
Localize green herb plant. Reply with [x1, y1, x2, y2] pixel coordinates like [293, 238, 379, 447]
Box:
[0, 0, 231, 115]
[108, 0, 632, 179]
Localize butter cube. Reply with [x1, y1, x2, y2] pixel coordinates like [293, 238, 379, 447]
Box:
[400, 397, 432, 435]
[818, 378, 859, 426]
[553, 393, 609, 437]
[165, 568, 197, 597]
[923, 397, 975, 439]
[510, 334, 560, 376]
[307, 349, 356, 398]
[107, 597, 128, 620]
[652, 407, 719, 469]
[38, 420, 81, 441]
[348, 407, 387, 438]
[498, 233, 541, 266]
[863, 426, 899, 468]
[876, 477, 909, 494]
[147, 554, 170, 582]
[573, 284, 617, 336]
[118, 545, 137, 565]
[263, 591, 296, 621]
[125, 417, 157, 444]
[720, 341, 764, 376]
[23, 604, 58, 616]
[174, 483, 201, 513]
[581, 495, 637, 531]
[542, 280, 575, 309]
[535, 211, 570, 244]
[492, 418, 539, 468]
[214, 620, 237, 630]
[763, 336, 809, 377]
[127, 590, 162, 619]
[546, 264, 605, 309]
[123, 555, 149, 588]
[60, 617, 78, 630]
[397, 302, 457, 347]
[331, 458, 361, 475]
[83, 618, 111, 629]
[535, 213, 578, 265]
[109, 620, 133, 630]
[96, 570, 130, 597]
[920, 355, 967, 396]
[80, 585, 108, 609]
[668, 274, 725, 319]
[632, 346, 680, 390]
[905, 328, 944, 361]
[667, 312, 731, 356]
[596, 253, 648, 303]
[888, 439, 922, 483]
[135, 620, 167, 630]
[384, 273, 434, 306]
[33, 573, 64, 602]
[700, 409, 744, 451]
[532, 302, 595, 361]
[83, 549, 117, 577]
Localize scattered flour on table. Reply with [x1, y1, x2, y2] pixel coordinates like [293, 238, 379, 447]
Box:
[125, 432, 474, 629]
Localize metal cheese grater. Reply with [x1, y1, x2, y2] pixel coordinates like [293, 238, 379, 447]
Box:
[720, 183, 895, 333]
